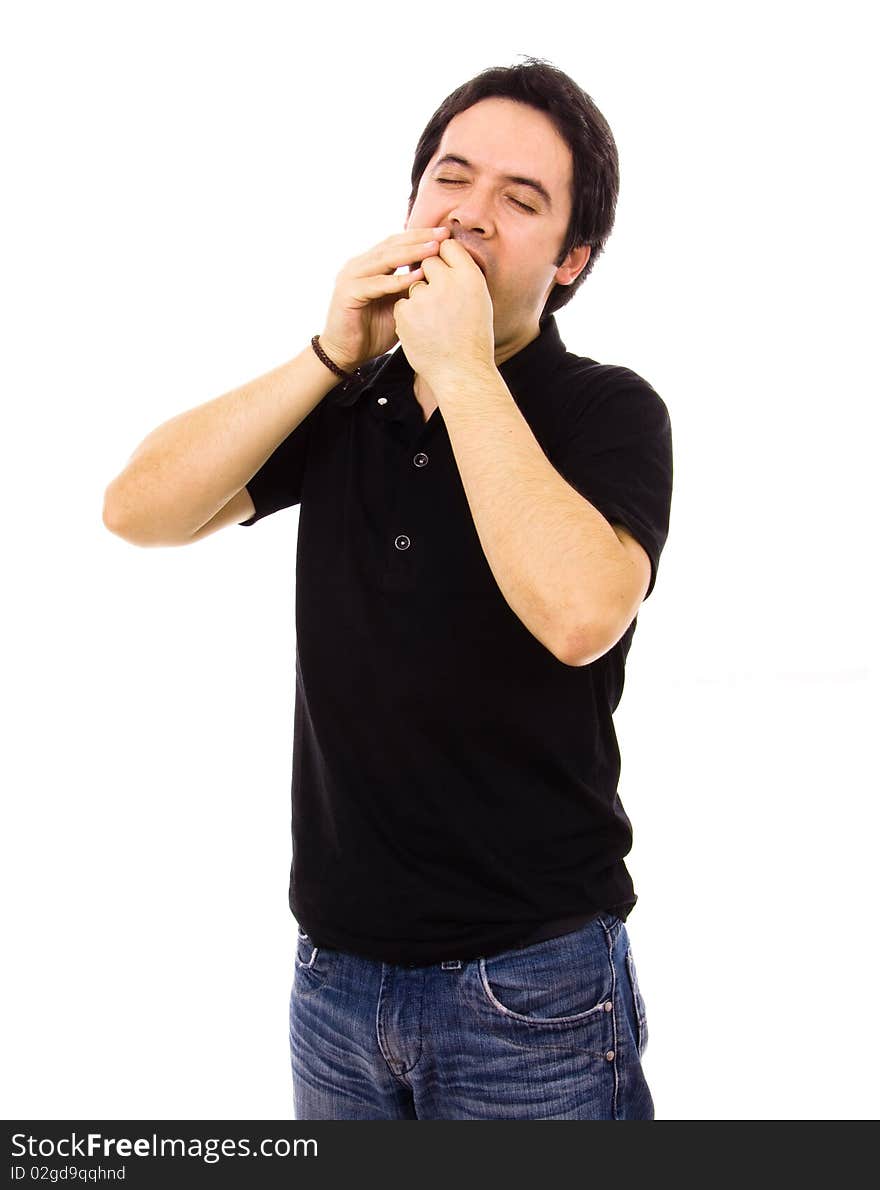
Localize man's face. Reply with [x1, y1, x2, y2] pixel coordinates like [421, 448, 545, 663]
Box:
[405, 96, 589, 343]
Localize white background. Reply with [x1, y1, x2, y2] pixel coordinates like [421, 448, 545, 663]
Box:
[2, 0, 876, 1120]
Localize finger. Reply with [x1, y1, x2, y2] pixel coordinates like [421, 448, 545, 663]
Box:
[398, 227, 450, 242]
[346, 237, 443, 280]
[379, 236, 445, 273]
[349, 266, 424, 304]
[438, 237, 470, 259]
[420, 253, 447, 279]
[374, 227, 450, 261]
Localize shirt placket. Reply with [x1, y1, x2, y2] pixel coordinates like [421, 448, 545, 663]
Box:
[366, 382, 442, 594]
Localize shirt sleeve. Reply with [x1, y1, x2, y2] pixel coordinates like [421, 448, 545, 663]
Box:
[552, 366, 673, 601]
[237, 398, 324, 526]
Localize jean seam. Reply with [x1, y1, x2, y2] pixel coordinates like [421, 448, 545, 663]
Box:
[625, 946, 648, 1057]
[606, 923, 620, 1120]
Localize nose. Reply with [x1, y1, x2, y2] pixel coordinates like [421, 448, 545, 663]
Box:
[445, 182, 496, 238]
[450, 211, 488, 238]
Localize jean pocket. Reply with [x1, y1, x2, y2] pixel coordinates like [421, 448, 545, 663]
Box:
[624, 944, 649, 1057]
[477, 920, 615, 1027]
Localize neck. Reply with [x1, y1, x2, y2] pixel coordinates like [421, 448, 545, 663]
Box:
[493, 318, 541, 367]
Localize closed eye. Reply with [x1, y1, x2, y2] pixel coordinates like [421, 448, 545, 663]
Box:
[435, 178, 536, 214]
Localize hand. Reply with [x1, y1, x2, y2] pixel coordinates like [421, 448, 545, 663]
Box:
[392, 238, 495, 386]
[319, 227, 451, 373]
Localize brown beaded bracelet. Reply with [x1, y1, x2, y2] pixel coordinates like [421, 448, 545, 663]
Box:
[310, 335, 363, 383]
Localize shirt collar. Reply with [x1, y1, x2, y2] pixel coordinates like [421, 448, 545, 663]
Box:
[330, 313, 568, 410]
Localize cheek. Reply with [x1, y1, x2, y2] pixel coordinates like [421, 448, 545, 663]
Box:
[409, 198, 440, 226]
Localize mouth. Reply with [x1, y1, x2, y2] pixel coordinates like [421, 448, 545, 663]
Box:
[407, 243, 488, 278]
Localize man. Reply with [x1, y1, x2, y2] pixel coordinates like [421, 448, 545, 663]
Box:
[103, 58, 672, 1120]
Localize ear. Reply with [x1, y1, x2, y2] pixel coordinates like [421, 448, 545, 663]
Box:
[555, 243, 591, 287]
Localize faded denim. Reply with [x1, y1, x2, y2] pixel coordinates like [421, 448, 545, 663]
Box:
[289, 912, 653, 1119]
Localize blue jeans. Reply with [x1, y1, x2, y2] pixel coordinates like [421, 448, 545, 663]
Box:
[289, 912, 653, 1119]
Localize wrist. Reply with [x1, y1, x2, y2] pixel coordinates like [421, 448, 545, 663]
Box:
[427, 356, 499, 392]
[314, 334, 359, 378]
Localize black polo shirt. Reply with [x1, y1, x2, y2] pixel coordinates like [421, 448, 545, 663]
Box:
[239, 313, 673, 965]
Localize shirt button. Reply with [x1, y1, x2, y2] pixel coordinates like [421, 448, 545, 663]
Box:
[377, 396, 388, 405]
[605, 1050, 615, 1061]
[394, 534, 411, 550]
[413, 452, 429, 467]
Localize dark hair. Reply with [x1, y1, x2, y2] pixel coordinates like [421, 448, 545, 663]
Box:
[406, 56, 620, 321]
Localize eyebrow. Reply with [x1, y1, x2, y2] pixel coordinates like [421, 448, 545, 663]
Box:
[431, 153, 553, 211]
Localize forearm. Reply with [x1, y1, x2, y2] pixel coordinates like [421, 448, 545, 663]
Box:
[103, 342, 340, 545]
[435, 363, 629, 663]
